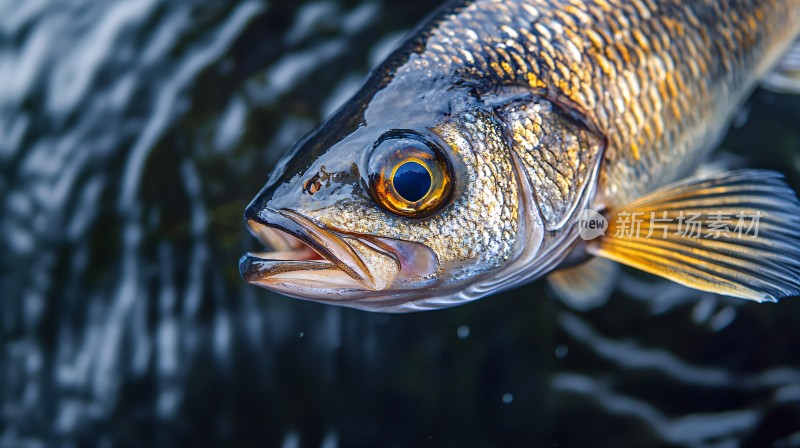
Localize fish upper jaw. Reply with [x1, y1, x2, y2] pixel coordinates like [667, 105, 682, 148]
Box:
[241, 206, 380, 289]
[240, 205, 440, 307]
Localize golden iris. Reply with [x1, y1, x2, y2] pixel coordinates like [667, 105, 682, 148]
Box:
[368, 133, 452, 218]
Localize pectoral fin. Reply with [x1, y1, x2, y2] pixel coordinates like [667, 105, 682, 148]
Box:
[762, 38, 800, 94]
[547, 257, 620, 310]
[589, 170, 800, 302]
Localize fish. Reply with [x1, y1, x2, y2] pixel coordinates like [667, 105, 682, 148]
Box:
[240, 0, 800, 312]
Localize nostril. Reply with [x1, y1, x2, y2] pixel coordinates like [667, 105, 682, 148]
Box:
[303, 179, 323, 195]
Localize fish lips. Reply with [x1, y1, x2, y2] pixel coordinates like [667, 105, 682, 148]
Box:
[240, 207, 438, 301]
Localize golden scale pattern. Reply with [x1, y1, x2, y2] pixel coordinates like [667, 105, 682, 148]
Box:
[399, 0, 799, 205]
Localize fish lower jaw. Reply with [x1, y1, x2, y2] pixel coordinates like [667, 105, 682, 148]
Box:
[239, 252, 381, 292]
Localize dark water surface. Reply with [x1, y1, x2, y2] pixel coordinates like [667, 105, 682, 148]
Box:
[2, 0, 800, 446]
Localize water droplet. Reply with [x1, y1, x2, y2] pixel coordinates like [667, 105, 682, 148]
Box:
[502, 393, 513, 404]
[456, 325, 470, 339]
[555, 345, 568, 359]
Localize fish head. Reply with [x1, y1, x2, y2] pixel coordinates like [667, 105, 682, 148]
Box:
[240, 72, 594, 311]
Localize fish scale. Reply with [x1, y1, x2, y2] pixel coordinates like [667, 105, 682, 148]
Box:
[390, 0, 799, 205]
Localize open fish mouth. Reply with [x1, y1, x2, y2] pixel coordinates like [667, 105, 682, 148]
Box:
[240, 207, 382, 296]
[240, 208, 438, 301]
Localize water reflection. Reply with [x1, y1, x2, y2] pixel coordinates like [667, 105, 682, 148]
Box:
[1, 0, 799, 446]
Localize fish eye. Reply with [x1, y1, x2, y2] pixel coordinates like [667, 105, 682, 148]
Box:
[393, 161, 431, 202]
[367, 132, 453, 218]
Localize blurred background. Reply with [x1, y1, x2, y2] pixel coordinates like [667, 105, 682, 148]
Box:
[2, 0, 800, 446]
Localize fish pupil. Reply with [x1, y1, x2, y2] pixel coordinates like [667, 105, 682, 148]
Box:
[393, 161, 431, 202]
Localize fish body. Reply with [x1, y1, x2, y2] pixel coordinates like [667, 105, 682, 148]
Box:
[388, 0, 800, 206]
[241, 0, 800, 311]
